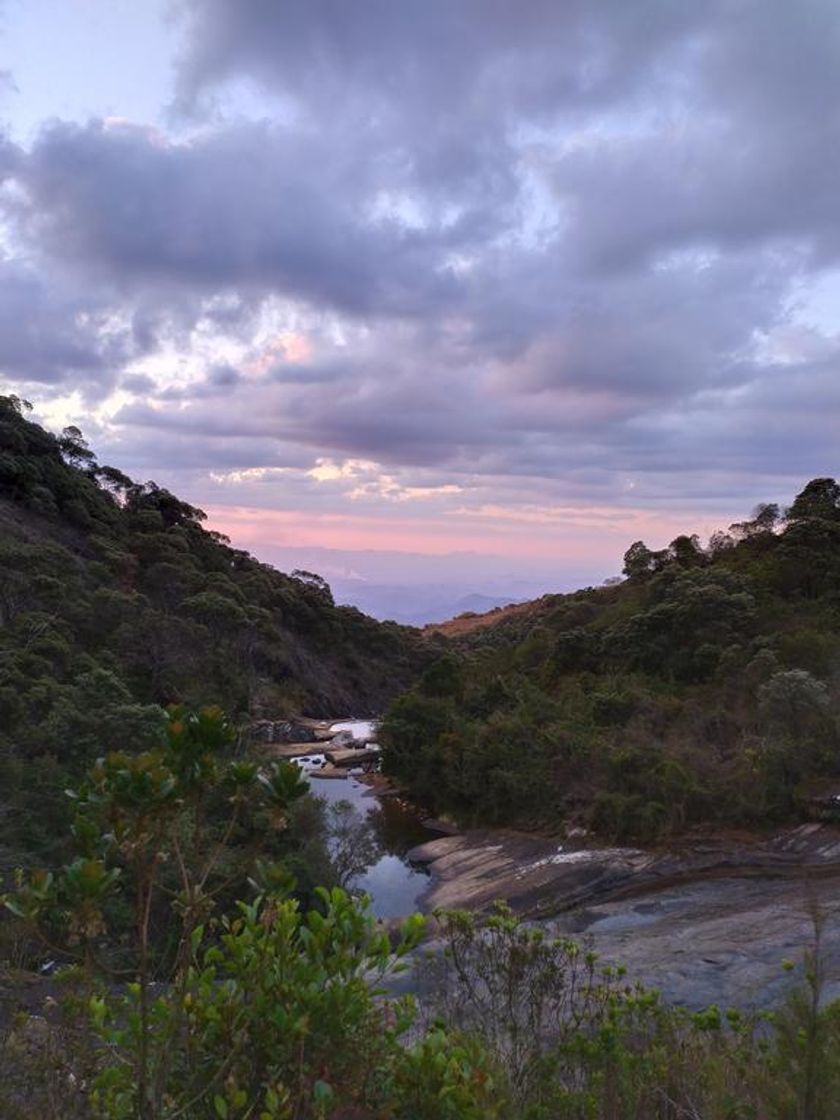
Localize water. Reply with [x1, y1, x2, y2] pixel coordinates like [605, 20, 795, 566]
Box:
[296, 751, 439, 918]
[328, 719, 378, 741]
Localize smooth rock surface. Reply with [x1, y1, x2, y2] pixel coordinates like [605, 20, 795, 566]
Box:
[551, 874, 840, 1010]
[324, 745, 381, 766]
[262, 742, 322, 758]
[409, 823, 840, 1010]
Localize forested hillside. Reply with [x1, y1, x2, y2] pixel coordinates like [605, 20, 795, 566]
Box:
[0, 395, 427, 863]
[382, 481, 840, 840]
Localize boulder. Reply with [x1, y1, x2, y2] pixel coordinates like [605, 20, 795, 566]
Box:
[249, 719, 319, 745]
[314, 726, 340, 741]
[288, 722, 318, 743]
[315, 763, 348, 779]
[329, 730, 356, 747]
[325, 746, 381, 766]
[264, 742, 322, 759]
[249, 719, 279, 743]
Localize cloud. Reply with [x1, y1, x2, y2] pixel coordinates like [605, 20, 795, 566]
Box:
[0, 259, 135, 390]
[0, 0, 839, 578]
[8, 119, 472, 319]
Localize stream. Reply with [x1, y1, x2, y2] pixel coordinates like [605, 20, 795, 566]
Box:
[294, 720, 441, 918]
[286, 722, 840, 1009]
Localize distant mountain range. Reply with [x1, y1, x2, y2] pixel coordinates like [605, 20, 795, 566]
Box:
[331, 582, 521, 626]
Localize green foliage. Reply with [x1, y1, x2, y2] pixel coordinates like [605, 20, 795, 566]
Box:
[0, 397, 429, 867]
[422, 904, 840, 1120]
[86, 890, 435, 1120]
[0, 704, 503, 1120]
[786, 477, 840, 524]
[383, 479, 840, 839]
[5, 701, 840, 1119]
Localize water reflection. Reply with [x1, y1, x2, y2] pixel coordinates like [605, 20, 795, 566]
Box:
[325, 800, 383, 888]
[299, 757, 438, 918]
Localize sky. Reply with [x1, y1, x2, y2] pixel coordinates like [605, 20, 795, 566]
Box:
[0, 1, 839, 615]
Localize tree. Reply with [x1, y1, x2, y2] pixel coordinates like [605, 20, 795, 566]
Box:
[2, 706, 498, 1120]
[729, 502, 782, 540]
[786, 478, 840, 524]
[708, 529, 735, 555]
[758, 669, 831, 744]
[94, 464, 134, 504]
[419, 654, 465, 700]
[0, 394, 33, 417]
[326, 800, 383, 888]
[667, 533, 705, 568]
[753, 502, 782, 532]
[622, 540, 656, 580]
[58, 425, 97, 470]
[290, 569, 334, 604]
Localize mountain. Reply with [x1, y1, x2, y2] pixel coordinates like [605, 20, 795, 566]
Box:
[0, 395, 431, 862]
[381, 483, 840, 841]
[332, 582, 520, 626]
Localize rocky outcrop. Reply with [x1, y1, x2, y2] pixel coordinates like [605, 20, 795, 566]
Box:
[261, 743, 323, 759]
[313, 763, 348, 779]
[250, 717, 379, 747]
[551, 873, 840, 1011]
[408, 823, 840, 1010]
[324, 745, 381, 766]
[410, 823, 840, 916]
[249, 719, 319, 745]
[328, 730, 356, 747]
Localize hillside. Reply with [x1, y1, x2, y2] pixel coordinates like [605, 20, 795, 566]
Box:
[423, 597, 543, 638]
[0, 395, 430, 863]
[382, 483, 840, 840]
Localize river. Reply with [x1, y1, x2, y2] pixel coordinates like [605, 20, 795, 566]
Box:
[291, 722, 840, 1008]
[294, 720, 441, 917]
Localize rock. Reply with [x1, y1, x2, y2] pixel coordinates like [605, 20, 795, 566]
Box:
[315, 764, 348, 779]
[288, 722, 318, 743]
[263, 742, 323, 758]
[423, 818, 461, 836]
[310, 718, 379, 743]
[314, 726, 340, 741]
[329, 730, 356, 747]
[249, 719, 280, 743]
[324, 746, 381, 766]
[248, 719, 318, 744]
[548, 874, 840, 1011]
[409, 822, 840, 1012]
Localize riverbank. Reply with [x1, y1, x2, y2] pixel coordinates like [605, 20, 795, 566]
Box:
[408, 822, 840, 1009]
[261, 715, 840, 1010]
[409, 822, 840, 914]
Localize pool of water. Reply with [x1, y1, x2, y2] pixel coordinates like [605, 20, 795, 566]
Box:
[296, 751, 438, 918]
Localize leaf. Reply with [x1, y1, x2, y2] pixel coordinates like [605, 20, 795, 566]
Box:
[313, 1080, 334, 1105]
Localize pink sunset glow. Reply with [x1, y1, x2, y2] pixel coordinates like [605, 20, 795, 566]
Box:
[205, 502, 735, 568]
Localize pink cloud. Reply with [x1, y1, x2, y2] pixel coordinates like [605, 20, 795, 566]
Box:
[205, 502, 734, 572]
